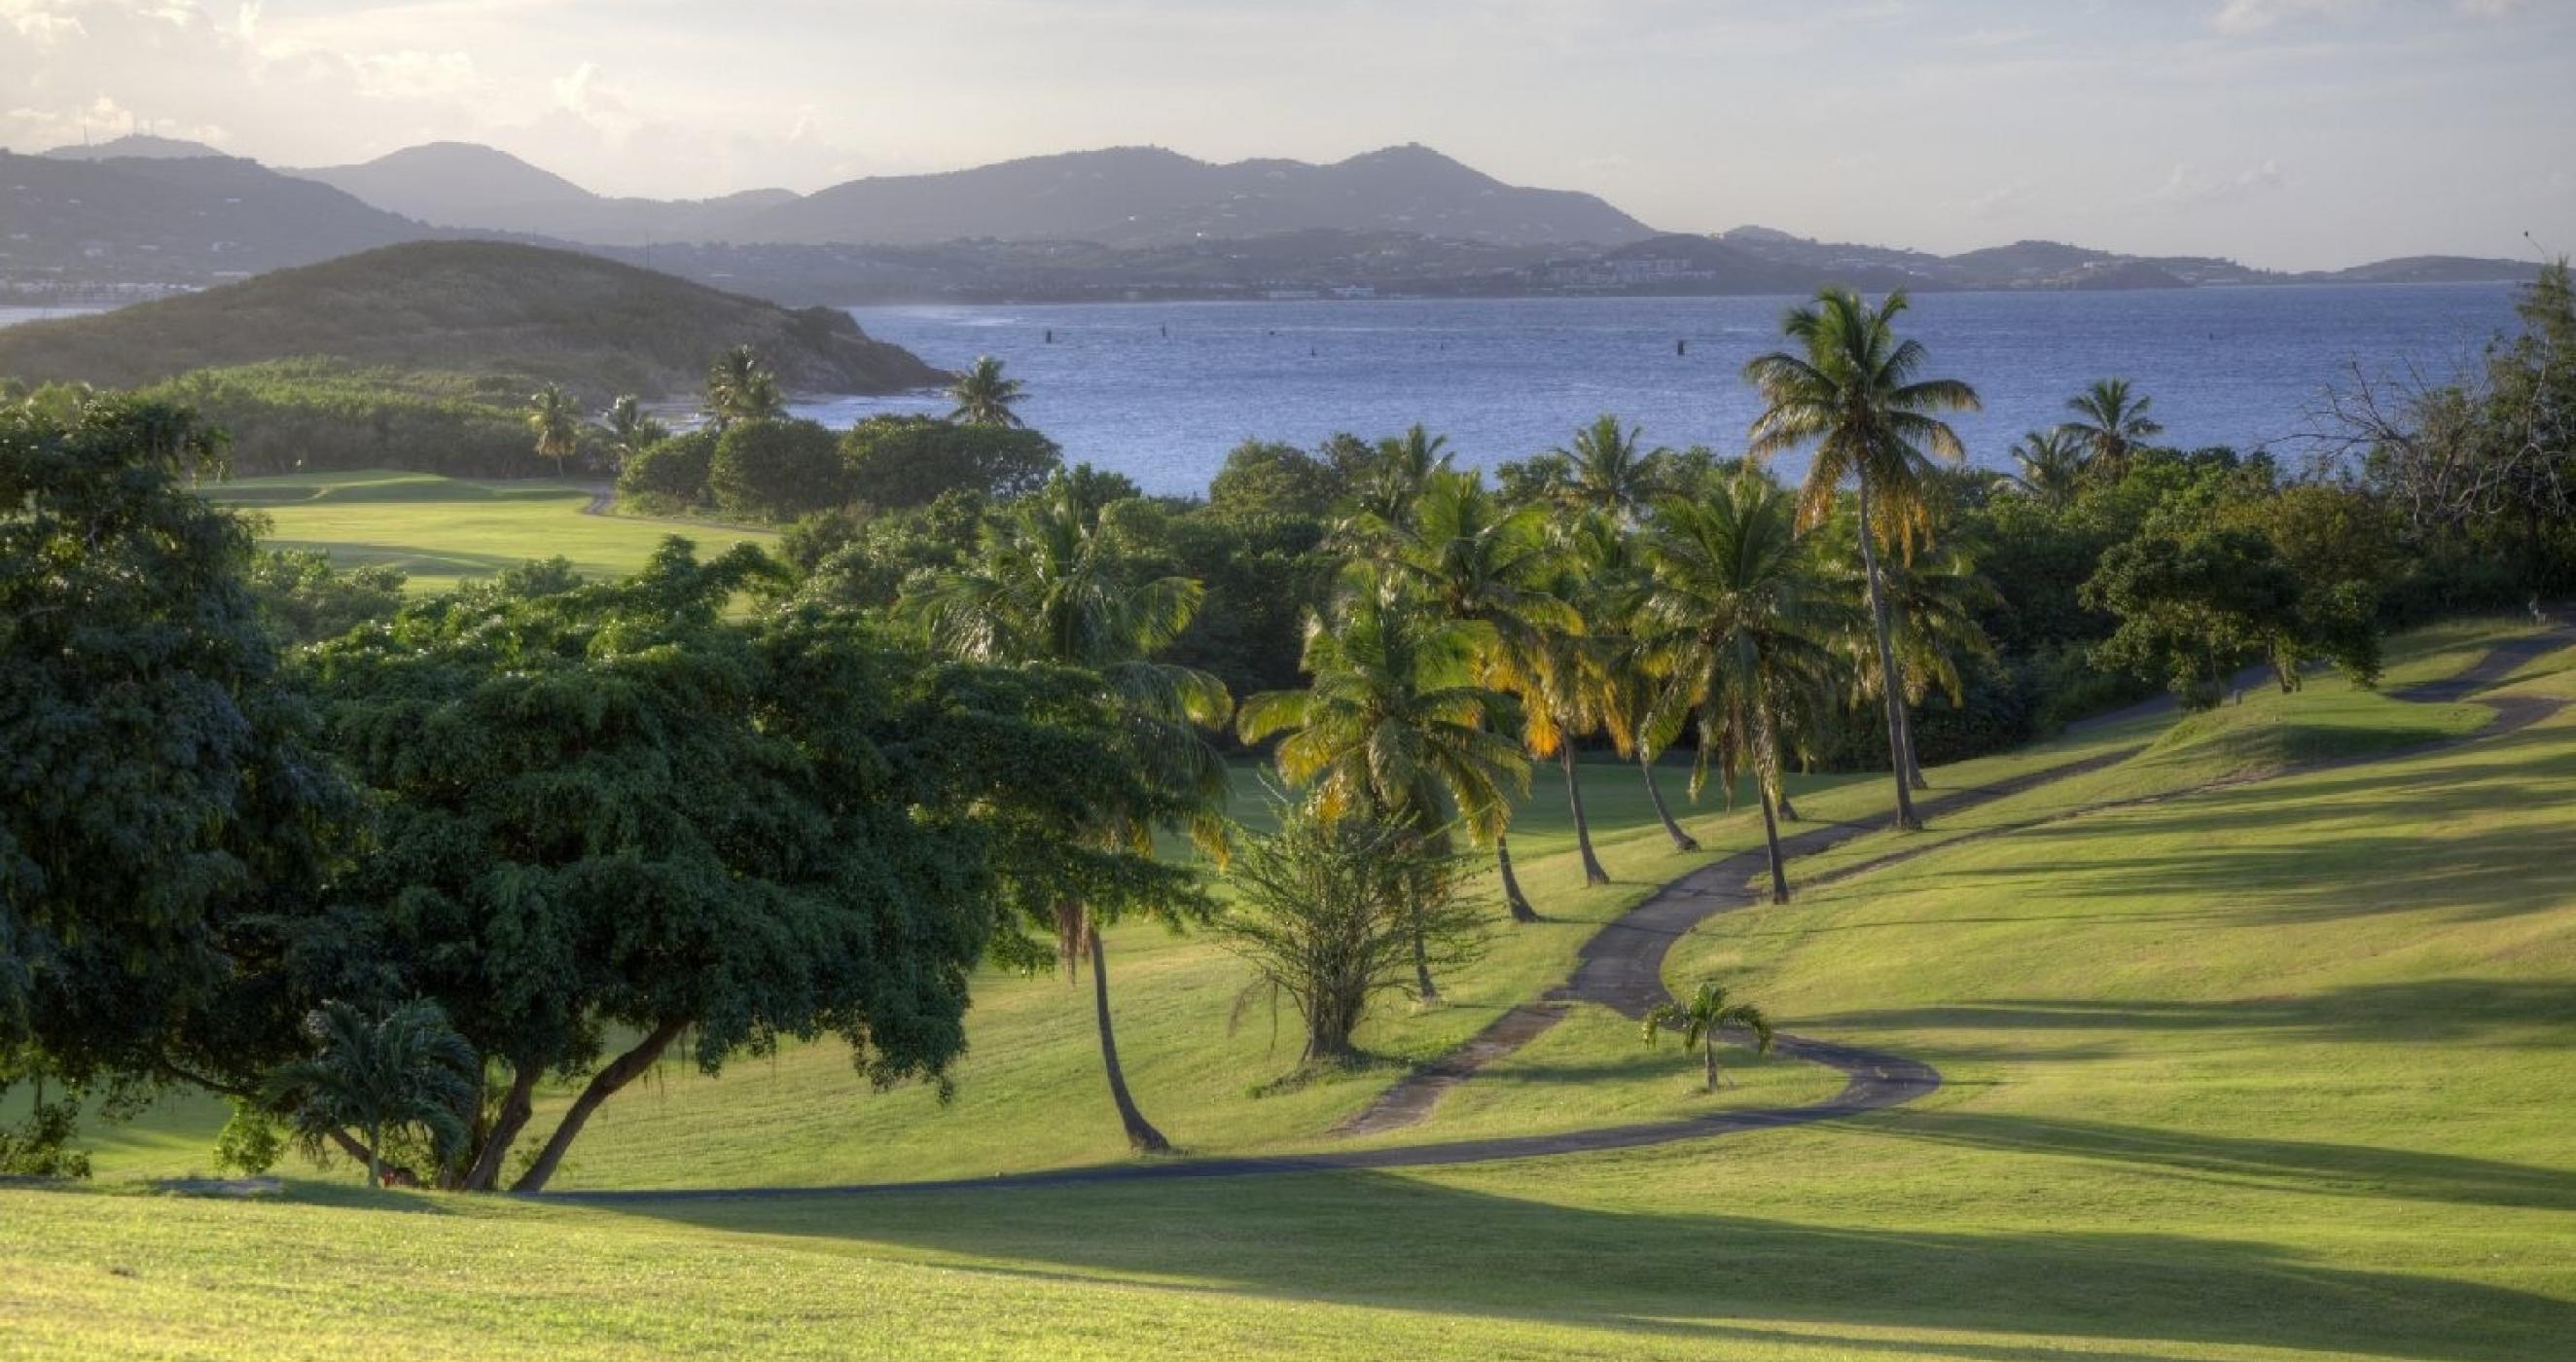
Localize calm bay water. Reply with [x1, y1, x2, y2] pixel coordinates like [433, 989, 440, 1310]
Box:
[795, 284, 2522, 495]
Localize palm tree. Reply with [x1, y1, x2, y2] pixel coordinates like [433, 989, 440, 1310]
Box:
[1744, 287, 1980, 833]
[2063, 377, 2162, 482]
[601, 395, 668, 472]
[1854, 539, 2000, 791]
[2005, 427, 2090, 508]
[1238, 585, 1529, 998]
[1642, 981, 1775, 1093]
[265, 1000, 478, 1187]
[1347, 424, 1454, 530]
[948, 355, 1027, 428]
[703, 344, 785, 430]
[526, 384, 582, 478]
[901, 476, 1232, 1153]
[1366, 470, 1572, 919]
[1638, 468, 1844, 902]
[1550, 414, 1661, 522]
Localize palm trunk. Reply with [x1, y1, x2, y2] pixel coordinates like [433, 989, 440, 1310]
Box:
[1496, 833, 1539, 923]
[1640, 753, 1699, 852]
[1701, 1040, 1719, 1093]
[1773, 777, 1800, 823]
[511, 1017, 686, 1194]
[1901, 704, 1931, 791]
[1755, 709, 1791, 905]
[1561, 745, 1610, 886]
[1411, 895, 1441, 1002]
[1088, 923, 1171, 1153]
[1855, 482, 1923, 831]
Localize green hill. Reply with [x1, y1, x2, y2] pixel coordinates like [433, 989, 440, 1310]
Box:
[0, 240, 943, 400]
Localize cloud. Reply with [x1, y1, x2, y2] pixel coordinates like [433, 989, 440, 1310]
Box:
[2154, 160, 2290, 206]
[2214, 0, 2529, 32]
[1968, 181, 2034, 219]
[349, 50, 482, 101]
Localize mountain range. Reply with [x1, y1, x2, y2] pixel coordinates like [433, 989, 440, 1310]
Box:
[3, 135, 2540, 305]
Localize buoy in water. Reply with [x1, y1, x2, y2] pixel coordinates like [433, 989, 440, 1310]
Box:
[1677, 339, 1688, 356]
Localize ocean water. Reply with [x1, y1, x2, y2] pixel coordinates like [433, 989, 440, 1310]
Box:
[793, 284, 2523, 495]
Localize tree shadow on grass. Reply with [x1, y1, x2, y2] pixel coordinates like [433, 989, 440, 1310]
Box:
[580, 1167, 2576, 1361]
[261, 539, 535, 579]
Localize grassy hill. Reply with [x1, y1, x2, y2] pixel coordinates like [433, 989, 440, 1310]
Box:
[0, 240, 943, 400]
[9, 615, 2573, 1359]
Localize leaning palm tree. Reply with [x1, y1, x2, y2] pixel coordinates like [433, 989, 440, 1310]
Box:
[1238, 584, 1529, 999]
[703, 344, 785, 430]
[264, 1000, 478, 1188]
[1642, 981, 1775, 1093]
[1367, 470, 1573, 919]
[947, 355, 1027, 428]
[1744, 287, 1980, 832]
[1550, 414, 1662, 523]
[600, 394, 668, 472]
[1638, 468, 1845, 902]
[526, 384, 582, 478]
[2062, 377, 2162, 483]
[1852, 539, 2001, 791]
[901, 476, 1232, 1153]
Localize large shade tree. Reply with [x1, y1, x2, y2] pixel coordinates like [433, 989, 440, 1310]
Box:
[0, 398, 344, 1143]
[900, 475, 1233, 1153]
[1744, 287, 1980, 832]
[298, 541, 1171, 1190]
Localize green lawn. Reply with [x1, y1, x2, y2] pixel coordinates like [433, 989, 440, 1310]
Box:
[7, 610, 2573, 1358]
[204, 469, 777, 594]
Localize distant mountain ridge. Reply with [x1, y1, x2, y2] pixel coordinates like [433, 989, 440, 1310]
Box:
[293, 142, 799, 247]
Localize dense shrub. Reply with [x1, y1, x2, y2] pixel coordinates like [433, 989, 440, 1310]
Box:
[618, 428, 719, 511]
[840, 414, 1061, 509]
[710, 418, 845, 521]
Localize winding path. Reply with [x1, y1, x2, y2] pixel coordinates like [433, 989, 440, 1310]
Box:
[538, 626, 2569, 1205]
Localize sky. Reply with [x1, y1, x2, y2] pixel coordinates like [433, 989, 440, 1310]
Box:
[2, 0, 2569, 270]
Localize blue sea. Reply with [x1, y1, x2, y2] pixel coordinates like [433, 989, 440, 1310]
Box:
[792, 284, 2522, 495]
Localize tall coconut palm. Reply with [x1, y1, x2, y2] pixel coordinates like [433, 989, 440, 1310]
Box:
[1367, 470, 1573, 919]
[703, 344, 785, 430]
[2005, 427, 2090, 508]
[1550, 413, 1662, 523]
[1639, 468, 1844, 902]
[1347, 424, 1454, 530]
[901, 476, 1232, 1153]
[265, 1000, 478, 1187]
[1572, 515, 1699, 854]
[2063, 377, 2162, 482]
[1743, 287, 1980, 833]
[948, 355, 1027, 428]
[1833, 535, 2001, 791]
[1642, 981, 1775, 1093]
[526, 384, 582, 478]
[1237, 585, 1529, 999]
[601, 394, 668, 472]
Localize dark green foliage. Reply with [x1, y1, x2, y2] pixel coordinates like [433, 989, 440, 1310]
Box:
[841, 414, 1063, 510]
[1218, 805, 1483, 1067]
[709, 418, 844, 520]
[301, 539, 1181, 1188]
[2084, 525, 2305, 707]
[0, 398, 342, 1085]
[617, 427, 719, 510]
[0, 1098, 90, 1179]
[243, 549, 408, 646]
[136, 361, 531, 479]
[1207, 439, 1347, 522]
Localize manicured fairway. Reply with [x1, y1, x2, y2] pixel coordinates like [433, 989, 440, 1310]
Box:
[204, 470, 777, 593]
[10, 622, 2572, 1360]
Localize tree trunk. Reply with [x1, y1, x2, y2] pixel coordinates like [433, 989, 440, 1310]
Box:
[365, 1123, 382, 1189]
[1756, 708, 1791, 905]
[1701, 1041, 1719, 1093]
[1411, 896, 1441, 1003]
[510, 1017, 687, 1194]
[1496, 833, 1539, 923]
[1640, 754, 1699, 852]
[1774, 780, 1800, 823]
[463, 1061, 540, 1192]
[1855, 482, 1923, 831]
[1088, 923, 1171, 1153]
[1902, 709, 1931, 791]
[1561, 745, 1611, 885]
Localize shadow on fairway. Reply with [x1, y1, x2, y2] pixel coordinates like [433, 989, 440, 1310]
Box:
[578, 1167, 2576, 1361]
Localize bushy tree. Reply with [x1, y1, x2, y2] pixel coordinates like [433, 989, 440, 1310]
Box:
[617, 427, 718, 509]
[708, 417, 844, 521]
[1217, 805, 1482, 1068]
[243, 549, 408, 646]
[265, 1000, 478, 1188]
[840, 413, 1061, 509]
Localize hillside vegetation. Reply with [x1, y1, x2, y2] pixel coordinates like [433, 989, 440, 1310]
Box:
[0, 241, 941, 399]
